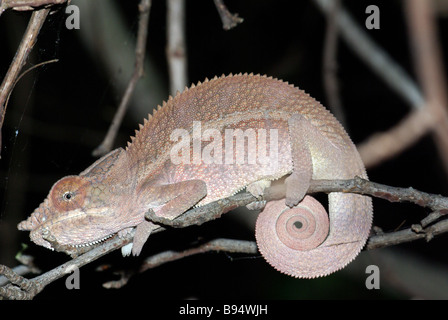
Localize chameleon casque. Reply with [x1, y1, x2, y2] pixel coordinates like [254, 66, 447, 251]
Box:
[18, 73, 373, 278]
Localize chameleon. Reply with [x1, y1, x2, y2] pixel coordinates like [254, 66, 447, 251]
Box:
[18, 73, 373, 278]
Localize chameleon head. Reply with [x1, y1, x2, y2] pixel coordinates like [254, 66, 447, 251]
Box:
[18, 175, 122, 253]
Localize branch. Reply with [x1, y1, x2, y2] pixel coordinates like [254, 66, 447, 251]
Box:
[357, 106, 434, 168]
[312, 0, 433, 170]
[0, 229, 135, 299]
[102, 238, 258, 289]
[166, 0, 188, 95]
[2, 177, 448, 299]
[92, 0, 152, 157]
[0, 7, 50, 157]
[322, 0, 345, 127]
[0, 0, 65, 14]
[404, 0, 448, 174]
[213, 0, 243, 30]
[313, 0, 424, 109]
[314, 0, 448, 174]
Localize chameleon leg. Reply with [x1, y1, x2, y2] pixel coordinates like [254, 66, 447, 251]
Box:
[284, 113, 314, 207]
[132, 179, 207, 255]
[245, 179, 271, 210]
[245, 114, 315, 210]
[147, 179, 207, 220]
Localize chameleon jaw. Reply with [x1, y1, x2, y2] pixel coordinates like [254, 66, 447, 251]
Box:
[37, 226, 116, 256]
[68, 234, 114, 248]
[26, 207, 118, 255]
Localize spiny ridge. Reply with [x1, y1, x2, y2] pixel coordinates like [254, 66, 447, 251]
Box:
[125, 73, 345, 162]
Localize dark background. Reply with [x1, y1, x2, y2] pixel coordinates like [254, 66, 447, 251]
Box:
[1, 0, 448, 299]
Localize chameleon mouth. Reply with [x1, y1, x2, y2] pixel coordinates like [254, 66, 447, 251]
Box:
[33, 208, 118, 251]
[68, 234, 115, 248]
[41, 232, 115, 252]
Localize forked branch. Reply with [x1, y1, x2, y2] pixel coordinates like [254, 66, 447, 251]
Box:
[1, 177, 448, 299]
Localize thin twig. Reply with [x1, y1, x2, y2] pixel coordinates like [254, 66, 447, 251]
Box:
[322, 0, 345, 127]
[213, 0, 243, 30]
[0, 230, 135, 299]
[0, 0, 65, 15]
[0, 265, 38, 299]
[0, 7, 50, 156]
[2, 177, 448, 299]
[405, 0, 448, 174]
[367, 219, 448, 250]
[166, 0, 188, 95]
[313, 0, 424, 108]
[313, 0, 448, 173]
[4, 59, 59, 110]
[102, 238, 258, 289]
[141, 238, 257, 272]
[313, 0, 430, 169]
[92, 0, 151, 157]
[0, 253, 40, 287]
[357, 106, 434, 168]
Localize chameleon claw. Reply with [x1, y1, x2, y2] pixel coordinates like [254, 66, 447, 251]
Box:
[145, 209, 176, 226]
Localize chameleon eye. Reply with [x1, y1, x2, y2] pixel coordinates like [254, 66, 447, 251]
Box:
[50, 176, 88, 212]
[62, 191, 74, 201]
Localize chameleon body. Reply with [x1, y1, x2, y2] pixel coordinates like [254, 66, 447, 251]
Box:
[18, 73, 372, 278]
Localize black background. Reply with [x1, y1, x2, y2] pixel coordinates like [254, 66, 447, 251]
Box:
[1, 0, 448, 299]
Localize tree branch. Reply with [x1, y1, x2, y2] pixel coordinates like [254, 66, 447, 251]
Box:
[314, 0, 448, 174]
[2, 177, 448, 299]
[404, 0, 448, 174]
[92, 0, 152, 157]
[357, 106, 435, 168]
[166, 0, 188, 95]
[313, 0, 424, 108]
[312, 0, 435, 170]
[102, 238, 258, 289]
[0, 7, 50, 156]
[213, 0, 243, 30]
[0, 0, 65, 14]
[322, 0, 345, 127]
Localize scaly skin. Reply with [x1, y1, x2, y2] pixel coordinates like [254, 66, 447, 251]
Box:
[18, 73, 372, 278]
